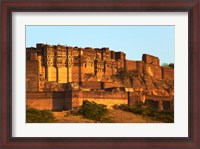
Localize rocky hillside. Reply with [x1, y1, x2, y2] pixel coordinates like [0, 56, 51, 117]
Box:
[112, 68, 174, 97]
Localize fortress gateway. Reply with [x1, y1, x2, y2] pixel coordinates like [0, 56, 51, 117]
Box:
[26, 43, 174, 111]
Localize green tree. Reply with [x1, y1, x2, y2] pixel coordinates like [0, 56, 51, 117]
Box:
[161, 63, 169, 67]
[169, 63, 174, 68]
[78, 100, 108, 122]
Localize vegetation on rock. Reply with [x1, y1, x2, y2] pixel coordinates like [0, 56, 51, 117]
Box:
[161, 63, 174, 68]
[26, 107, 57, 123]
[112, 68, 138, 85]
[116, 104, 174, 123]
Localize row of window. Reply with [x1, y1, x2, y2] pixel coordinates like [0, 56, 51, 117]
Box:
[47, 55, 73, 58]
[47, 49, 66, 52]
[46, 61, 117, 67]
[47, 62, 73, 65]
[96, 69, 104, 72]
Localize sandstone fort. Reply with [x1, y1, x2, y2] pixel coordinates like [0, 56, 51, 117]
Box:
[26, 43, 174, 111]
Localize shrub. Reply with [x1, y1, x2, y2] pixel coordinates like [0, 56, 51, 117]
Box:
[130, 104, 143, 115]
[78, 100, 110, 122]
[116, 104, 143, 114]
[26, 108, 56, 123]
[156, 110, 174, 123]
[141, 107, 156, 117]
[116, 104, 174, 123]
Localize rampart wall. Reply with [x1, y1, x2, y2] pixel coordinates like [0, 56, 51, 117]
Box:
[125, 60, 137, 71]
[26, 90, 173, 111]
[162, 67, 174, 80]
[26, 92, 71, 110]
[81, 82, 102, 90]
[143, 63, 162, 80]
[142, 54, 160, 66]
[102, 82, 123, 88]
[26, 61, 39, 92]
[26, 44, 174, 111]
[71, 90, 128, 108]
[126, 59, 163, 80]
[26, 91, 128, 110]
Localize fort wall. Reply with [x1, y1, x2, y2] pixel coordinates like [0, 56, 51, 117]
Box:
[57, 67, 68, 83]
[136, 61, 144, 75]
[26, 90, 173, 111]
[125, 60, 137, 71]
[26, 44, 174, 111]
[27, 91, 128, 110]
[143, 64, 162, 80]
[84, 98, 127, 108]
[26, 60, 39, 92]
[125, 60, 163, 80]
[27, 98, 53, 110]
[142, 54, 160, 66]
[70, 90, 128, 108]
[26, 92, 72, 110]
[162, 67, 174, 80]
[26, 44, 174, 89]
[72, 65, 80, 82]
[81, 82, 102, 90]
[102, 82, 123, 88]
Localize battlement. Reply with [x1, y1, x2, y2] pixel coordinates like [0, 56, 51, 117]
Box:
[142, 54, 160, 66]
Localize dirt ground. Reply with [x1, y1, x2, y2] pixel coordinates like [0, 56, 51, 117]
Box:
[53, 112, 95, 123]
[53, 109, 160, 123]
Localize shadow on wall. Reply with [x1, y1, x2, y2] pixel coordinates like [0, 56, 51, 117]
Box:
[145, 100, 173, 111]
[52, 91, 69, 111]
[145, 100, 159, 110]
[163, 101, 172, 111]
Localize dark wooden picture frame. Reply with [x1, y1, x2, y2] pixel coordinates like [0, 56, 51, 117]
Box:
[0, 0, 199, 148]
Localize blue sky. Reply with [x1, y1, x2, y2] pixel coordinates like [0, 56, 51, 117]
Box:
[26, 26, 174, 64]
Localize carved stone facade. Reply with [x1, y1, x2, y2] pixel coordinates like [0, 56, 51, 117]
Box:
[27, 43, 127, 91]
[26, 43, 174, 111]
